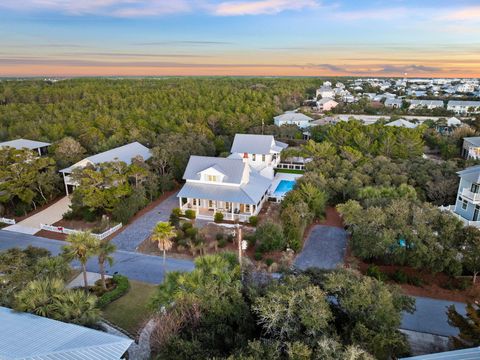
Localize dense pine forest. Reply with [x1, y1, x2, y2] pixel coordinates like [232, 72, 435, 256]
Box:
[0, 78, 321, 153]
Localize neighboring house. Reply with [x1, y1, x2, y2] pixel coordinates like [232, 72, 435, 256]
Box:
[316, 86, 335, 99]
[462, 137, 480, 159]
[408, 99, 444, 110]
[436, 117, 462, 134]
[448, 165, 480, 227]
[229, 134, 288, 175]
[385, 119, 418, 128]
[384, 98, 403, 108]
[177, 156, 271, 222]
[0, 306, 132, 360]
[60, 141, 151, 195]
[401, 346, 480, 360]
[0, 138, 51, 156]
[274, 111, 313, 128]
[316, 98, 339, 112]
[448, 100, 480, 114]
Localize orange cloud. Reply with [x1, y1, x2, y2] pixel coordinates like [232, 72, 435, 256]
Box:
[214, 0, 319, 16]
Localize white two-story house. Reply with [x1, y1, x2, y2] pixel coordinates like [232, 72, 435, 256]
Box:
[461, 137, 480, 160]
[450, 165, 480, 226]
[177, 156, 271, 222]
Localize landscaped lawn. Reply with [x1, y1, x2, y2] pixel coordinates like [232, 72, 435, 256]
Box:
[102, 280, 157, 335]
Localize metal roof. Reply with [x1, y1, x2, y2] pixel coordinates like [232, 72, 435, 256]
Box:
[385, 119, 418, 128]
[178, 170, 271, 205]
[0, 138, 51, 150]
[401, 346, 480, 360]
[448, 100, 480, 107]
[464, 137, 480, 147]
[409, 100, 444, 107]
[182, 156, 247, 184]
[274, 112, 313, 124]
[230, 134, 287, 155]
[0, 306, 132, 360]
[61, 141, 151, 173]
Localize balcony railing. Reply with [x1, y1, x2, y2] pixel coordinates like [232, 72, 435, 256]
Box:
[439, 205, 480, 228]
[461, 188, 480, 202]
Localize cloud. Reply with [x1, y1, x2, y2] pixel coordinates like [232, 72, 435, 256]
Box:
[213, 0, 319, 16]
[332, 7, 408, 21]
[437, 6, 480, 21]
[61, 52, 212, 58]
[315, 63, 347, 72]
[132, 40, 233, 46]
[377, 64, 441, 73]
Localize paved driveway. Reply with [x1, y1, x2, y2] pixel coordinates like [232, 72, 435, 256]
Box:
[111, 192, 179, 251]
[402, 296, 467, 337]
[4, 196, 71, 235]
[294, 225, 347, 270]
[0, 230, 194, 284]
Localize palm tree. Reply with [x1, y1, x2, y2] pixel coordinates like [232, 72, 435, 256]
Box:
[35, 256, 71, 281]
[14, 278, 64, 318]
[52, 289, 100, 326]
[151, 222, 175, 278]
[63, 231, 99, 290]
[97, 240, 116, 290]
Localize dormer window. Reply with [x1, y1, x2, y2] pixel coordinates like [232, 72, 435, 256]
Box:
[207, 175, 218, 182]
[472, 183, 480, 194]
[252, 154, 256, 161]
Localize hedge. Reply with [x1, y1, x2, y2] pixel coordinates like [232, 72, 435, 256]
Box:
[97, 274, 130, 308]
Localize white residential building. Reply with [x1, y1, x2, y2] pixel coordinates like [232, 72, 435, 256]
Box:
[316, 86, 335, 99]
[462, 137, 480, 160]
[384, 98, 403, 108]
[274, 111, 313, 128]
[385, 119, 418, 129]
[448, 101, 480, 114]
[59, 141, 151, 195]
[408, 100, 444, 110]
[0, 138, 51, 156]
[316, 98, 339, 112]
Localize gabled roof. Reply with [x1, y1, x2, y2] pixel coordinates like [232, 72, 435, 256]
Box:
[464, 137, 480, 147]
[385, 119, 418, 129]
[61, 142, 151, 173]
[401, 346, 480, 360]
[178, 170, 271, 205]
[183, 156, 246, 184]
[0, 306, 132, 360]
[274, 112, 313, 123]
[231, 134, 287, 155]
[317, 98, 338, 105]
[448, 100, 480, 107]
[408, 99, 444, 107]
[0, 138, 51, 150]
[447, 117, 462, 126]
[457, 164, 480, 183]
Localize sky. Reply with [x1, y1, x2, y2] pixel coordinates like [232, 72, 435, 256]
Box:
[0, 0, 479, 77]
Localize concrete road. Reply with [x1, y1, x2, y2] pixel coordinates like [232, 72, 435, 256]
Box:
[0, 230, 194, 284]
[111, 192, 179, 251]
[294, 225, 347, 270]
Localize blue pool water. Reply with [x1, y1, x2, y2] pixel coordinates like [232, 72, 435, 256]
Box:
[274, 180, 296, 197]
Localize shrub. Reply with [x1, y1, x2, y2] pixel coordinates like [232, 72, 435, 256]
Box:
[184, 209, 196, 219]
[218, 239, 228, 248]
[249, 216, 259, 226]
[244, 233, 256, 247]
[226, 234, 235, 243]
[366, 265, 388, 282]
[96, 274, 130, 308]
[391, 269, 408, 284]
[185, 227, 198, 239]
[170, 208, 182, 227]
[181, 222, 193, 231]
[112, 188, 147, 224]
[214, 212, 224, 223]
[63, 210, 76, 220]
[256, 222, 286, 253]
[215, 233, 224, 241]
[82, 208, 98, 222]
[172, 208, 183, 217]
[265, 258, 274, 267]
[254, 251, 263, 261]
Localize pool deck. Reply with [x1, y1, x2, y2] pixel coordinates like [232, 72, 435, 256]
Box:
[270, 172, 302, 197]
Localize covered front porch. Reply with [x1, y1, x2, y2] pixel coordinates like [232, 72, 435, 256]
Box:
[179, 197, 258, 222]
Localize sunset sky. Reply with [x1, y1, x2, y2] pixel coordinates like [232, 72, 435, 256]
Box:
[1, 0, 479, 77]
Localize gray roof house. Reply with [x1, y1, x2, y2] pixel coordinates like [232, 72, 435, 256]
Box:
[60, 141, 151, 195]
[448, 100, 480, 114]
[177, 155, 271, 222]
[0, 138, 51, 156]
[274, 111, 313, 129]
[401, 346, 480, 360]
[0, 306, 132, 360]
[408, 99, 444, 110]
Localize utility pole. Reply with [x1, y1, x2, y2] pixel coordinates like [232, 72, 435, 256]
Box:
[237, 223, 242, 265]
[261, 119, 265, 135]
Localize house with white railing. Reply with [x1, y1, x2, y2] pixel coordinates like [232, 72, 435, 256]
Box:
[462, 137, 480, 160]
[442, 165, 480, 227]
[177, 156, 271, 222]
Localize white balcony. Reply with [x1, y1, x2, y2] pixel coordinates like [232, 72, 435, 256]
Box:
[461, 188, 480, 203]
[439, 205, 480, 228]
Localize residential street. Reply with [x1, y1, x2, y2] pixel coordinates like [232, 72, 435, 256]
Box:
[0, 230, 194, 284]
[111, 192, 179, 251]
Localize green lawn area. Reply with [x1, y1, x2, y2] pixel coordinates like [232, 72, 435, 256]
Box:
[102, 280, 157, 335]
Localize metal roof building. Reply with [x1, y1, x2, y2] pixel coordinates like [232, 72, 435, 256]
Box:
[401, 346, 480, 360]
[230, 134, 288, 155]
[0, 138, 51, 156]
[0, 306, 132, 360]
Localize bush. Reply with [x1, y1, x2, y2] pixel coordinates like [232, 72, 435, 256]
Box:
[256, 222, 286, 253]
[214, 212, 224, 223]
[96, 274, 130, 308]
[112, 188, 147, 224]
[226, 234, 235, 243]
[265, 258, 274, 267]
[366, 265, 388, 282]
[172, 208, 183, 217]
[244, 233, 256, 247]
[215, 233, 224, 241]
[249, 216, 258, 227]
[254, 251, 263, 261]
[218, 239, 228, 248]
[170, 208, 182, 227]
[184, 209, 196, 219]
[82, 207, 98, 222]
[181, 222, 193, 231]
[185, 227, 198, 239]
[391, 269, 408, 284]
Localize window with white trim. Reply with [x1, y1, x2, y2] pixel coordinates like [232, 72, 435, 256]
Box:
[462, 200, 468, 210]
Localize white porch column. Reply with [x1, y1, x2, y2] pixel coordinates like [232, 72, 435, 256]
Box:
[178, 197, 183, 209]
[62, 172, 69, 196]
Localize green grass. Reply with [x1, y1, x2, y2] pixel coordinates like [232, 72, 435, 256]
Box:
[275, 168, 305, 174]
[102, 280, 157, 335]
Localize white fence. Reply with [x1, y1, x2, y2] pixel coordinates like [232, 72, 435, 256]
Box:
[0, 217, 16, 225]
[40, 223, 123, 240]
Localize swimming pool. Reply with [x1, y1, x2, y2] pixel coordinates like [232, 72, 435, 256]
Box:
[273, 180, 296, 197]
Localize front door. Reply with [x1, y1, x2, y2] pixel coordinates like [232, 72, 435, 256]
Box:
[239, 204, 245, 213]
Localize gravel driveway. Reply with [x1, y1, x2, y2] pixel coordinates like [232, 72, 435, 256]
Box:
[294, 225, 347, 270]
[111, 192, 179, 251]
